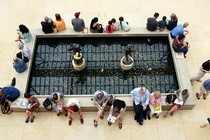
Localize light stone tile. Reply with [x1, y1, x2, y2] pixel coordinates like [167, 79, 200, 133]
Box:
[22, 126, 51, 140]
[0, 112, 25, 126]
[0, 126, 24, 140]
[184, 123, 210, 140]
[158, 123, 186, 140]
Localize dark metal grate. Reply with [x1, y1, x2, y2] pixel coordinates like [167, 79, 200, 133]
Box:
[27, 36, 179, 95]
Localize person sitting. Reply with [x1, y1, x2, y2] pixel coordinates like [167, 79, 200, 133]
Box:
[146, 13, 163, 31]
[90, 17, 104, 33]
[0, 79, 20, 115]
[108, 99, 126, 129]
[15, 24, 32, 43]
[166, 13, 178, 31]
[148, 91, 163, 119]
[13, 57, 27, 73]
[163, 89, 189, 118]
[111, 18, 120, 31]
[24, 93, 40, 123]
[93, 90, 110, 127]
[49, 92, 66, 116]
[131, 85, 150, 125]
[172, 34, 189, 58]
[53, 13, 66, 32]
[66, 98, 84, 126]
[71, 12, 85, 32]
[106, 20, 114, 33]
[170, 22, 189, 39]
[158, 16, 167, 30]
[41, 16, 54, 34]
[16, 43, 31, 63]
[119, 17, 130, 32]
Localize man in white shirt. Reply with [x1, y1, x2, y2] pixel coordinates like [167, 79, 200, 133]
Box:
[16, 43, 31, 63]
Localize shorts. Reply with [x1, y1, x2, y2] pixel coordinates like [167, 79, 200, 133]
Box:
[200, 85, 210, 94]
[172, 103, 181, 109]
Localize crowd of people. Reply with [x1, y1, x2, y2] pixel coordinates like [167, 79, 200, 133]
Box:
[1, 11, 210, 129]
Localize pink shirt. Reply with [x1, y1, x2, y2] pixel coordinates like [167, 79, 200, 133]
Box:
[149, 92, 163, 106]
[106, 24, 114, 33]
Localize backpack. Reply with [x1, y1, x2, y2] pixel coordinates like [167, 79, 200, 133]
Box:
[43, 98, 53, 111]
[165, 94, 177, 104]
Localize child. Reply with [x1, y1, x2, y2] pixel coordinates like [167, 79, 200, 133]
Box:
[111, 18, 120, 31]
[106, 21, 114, 33]
[119, 17, 130, 32]
[158, 16, 167, 30]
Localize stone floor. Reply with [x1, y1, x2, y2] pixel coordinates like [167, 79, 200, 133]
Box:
[0, 0, 210, 140]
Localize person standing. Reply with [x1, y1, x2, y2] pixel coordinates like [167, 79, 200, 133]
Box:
[146, 13, 163, 31]
[108, 99, 126, 129]
[71, 12, 85, 32]
[196, 79, 210, 100]
[93, 90, 110, 127]
[131, 85, 150, 125]
[190, 60, 210, 85]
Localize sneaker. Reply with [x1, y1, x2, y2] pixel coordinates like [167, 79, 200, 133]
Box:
[11, 77, 16, 86]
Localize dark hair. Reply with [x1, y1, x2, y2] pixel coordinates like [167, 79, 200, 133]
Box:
[111, 18, 116, 23]
[182, 89, 188, 96]
[97, 93, 103, 100]
[55, 13, 61, 21]
[162, 16, 166, 21]
[72, 105, 79, 112]
[178, 34, 185, 40]
[90, 17, 99, 28]
[119, 17, 124, 21]
[108, 21, 112, 32]
[24, 93, 32, 98]
[19, 24, 29, 34]
[154, 13, 159, 18]
[53, 93, 58, 100]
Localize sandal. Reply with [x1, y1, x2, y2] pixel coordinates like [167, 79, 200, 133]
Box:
[118, 123, 122, 129]
[163, 112, 169, 118]
[31, 116, 35, 123]
[80, 118, 84, 124]
[203, 94, 207, 100]
[57, 112, 61, 117]
[170, 112, 174, 116]
[100, 113, 104, 119]
[7, 109, 13, 115]
[93, 120, 98, 127]
[69, 119, 72, 126]
[196, 93, 200, 100]
[25, 116, 30, 123]
[200, 123, 208, 128]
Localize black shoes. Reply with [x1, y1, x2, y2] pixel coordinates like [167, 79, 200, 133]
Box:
[11, 77, 16, 86]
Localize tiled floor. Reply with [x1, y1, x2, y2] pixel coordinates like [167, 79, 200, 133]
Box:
[0, 0, 210, 140]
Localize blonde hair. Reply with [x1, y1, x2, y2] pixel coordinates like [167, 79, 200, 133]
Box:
[154, 91, 161, 98]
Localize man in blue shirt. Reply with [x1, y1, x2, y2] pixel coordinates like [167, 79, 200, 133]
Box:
[131, 85, 150, 125]
[196, 79, 210, 100]
[170, 22, 189, 39]
[13, 58, 27, 73]
[0, 86, 20, 115]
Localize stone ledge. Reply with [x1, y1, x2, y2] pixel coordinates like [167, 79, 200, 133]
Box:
[11, 27, 195, 111]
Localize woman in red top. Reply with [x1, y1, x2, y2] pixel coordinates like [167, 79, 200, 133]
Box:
[106, 21, 114, 33]
[24, 93, 40, 123]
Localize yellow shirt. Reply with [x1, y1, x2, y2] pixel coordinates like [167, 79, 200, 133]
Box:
[54, 19, 66, 32]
